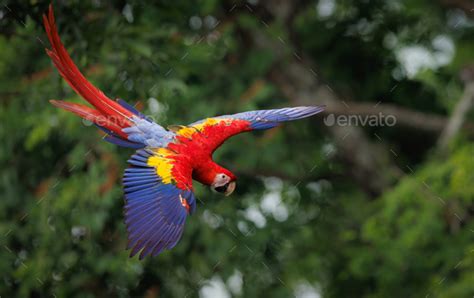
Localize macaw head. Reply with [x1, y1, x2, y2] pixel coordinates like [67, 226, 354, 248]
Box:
[192, 161, 237, 196]
[211, 170, 236, 196]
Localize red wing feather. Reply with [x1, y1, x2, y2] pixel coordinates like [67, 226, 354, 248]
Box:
[183, 106, 325, 152]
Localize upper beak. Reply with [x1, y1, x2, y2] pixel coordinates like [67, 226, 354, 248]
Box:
[224, 181, 236, 196]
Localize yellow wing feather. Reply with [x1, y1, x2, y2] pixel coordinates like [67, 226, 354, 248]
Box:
[147, 148, 175, 184]
[175, 118, 229, 138]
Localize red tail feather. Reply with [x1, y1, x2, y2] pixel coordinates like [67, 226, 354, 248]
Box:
[44, 4, 133, 137]
[50, 100, 129, 138]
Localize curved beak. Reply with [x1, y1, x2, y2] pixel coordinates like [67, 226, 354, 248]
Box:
[224, 181, 236, 196]
[211, 181, 237, 196]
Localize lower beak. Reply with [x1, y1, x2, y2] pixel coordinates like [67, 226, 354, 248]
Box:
[224, 181, 236, 196]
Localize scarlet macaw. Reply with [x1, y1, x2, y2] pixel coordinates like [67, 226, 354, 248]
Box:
[43, 6, 324, 259]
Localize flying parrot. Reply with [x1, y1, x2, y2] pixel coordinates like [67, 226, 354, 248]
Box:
[43, 5, 324, 259]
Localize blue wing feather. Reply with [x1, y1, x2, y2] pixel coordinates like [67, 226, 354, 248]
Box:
[123, 150, 196, 259]
[94, 124, 145, 148]
[104, 135, 145, 148]
[123, 117, 175, 148]
[231, 106, 325, 130]
[117, 99, 153, 122]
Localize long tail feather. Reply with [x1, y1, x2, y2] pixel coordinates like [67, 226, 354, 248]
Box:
[49, 100, 130, 139]
[43, 4, 134, 133]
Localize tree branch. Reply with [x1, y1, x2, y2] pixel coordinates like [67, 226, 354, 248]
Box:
[437, 82, 474, 150]
[323, 100, 474, 134]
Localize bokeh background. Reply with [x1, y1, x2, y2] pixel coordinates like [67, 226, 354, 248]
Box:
[1, 0, 474, 297]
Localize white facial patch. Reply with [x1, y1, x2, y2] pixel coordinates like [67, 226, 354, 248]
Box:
[213, 173, 230, 187]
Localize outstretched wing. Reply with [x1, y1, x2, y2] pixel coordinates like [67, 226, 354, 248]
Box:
[175, 106, 325, 151]
[43, 5, 174, 149]
[124, 148, 196, 259]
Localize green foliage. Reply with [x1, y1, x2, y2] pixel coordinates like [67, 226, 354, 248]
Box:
[358, 144, 474, 297]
